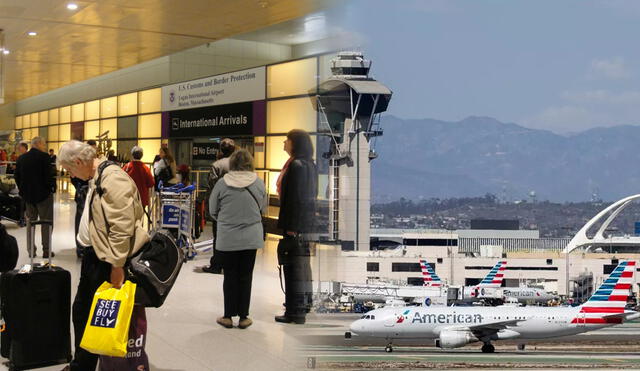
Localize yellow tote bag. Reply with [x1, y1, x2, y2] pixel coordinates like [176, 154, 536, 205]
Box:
[80, 281, 136, 357]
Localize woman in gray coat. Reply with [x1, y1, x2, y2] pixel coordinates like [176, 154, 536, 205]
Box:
[209, 149, 266, 329]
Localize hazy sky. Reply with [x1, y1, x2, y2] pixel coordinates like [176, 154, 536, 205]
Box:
[343, 0, 640, 134]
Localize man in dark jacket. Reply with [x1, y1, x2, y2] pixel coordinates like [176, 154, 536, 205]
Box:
[202, 138, 235, 274]
[15, 136, 56, 258]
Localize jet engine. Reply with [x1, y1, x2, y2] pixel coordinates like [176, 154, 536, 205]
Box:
[435, 330, 478, 349]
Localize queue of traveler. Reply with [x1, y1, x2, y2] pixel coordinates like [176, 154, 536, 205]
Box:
[3, 129, 317, 369]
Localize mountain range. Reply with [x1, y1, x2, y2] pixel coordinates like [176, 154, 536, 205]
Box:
[371, 116, 640, 202]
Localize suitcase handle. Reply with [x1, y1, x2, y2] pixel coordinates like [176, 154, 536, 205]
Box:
[26, 218, 54, 267]
[27, 220, 53, 227]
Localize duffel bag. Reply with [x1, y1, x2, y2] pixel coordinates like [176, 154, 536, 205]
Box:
[127, 230, 184, 308]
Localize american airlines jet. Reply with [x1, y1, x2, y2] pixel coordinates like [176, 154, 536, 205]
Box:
[346, 261, 639, 353]
[460, 260, 507, 302]
[460, 261, 554, 305]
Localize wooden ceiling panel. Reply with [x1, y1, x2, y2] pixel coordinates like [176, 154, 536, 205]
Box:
[0, 0, 332, 102]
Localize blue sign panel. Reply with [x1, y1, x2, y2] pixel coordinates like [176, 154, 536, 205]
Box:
[162, 205, 180, 228]
[635, 222, 640, 235]
[180, 208, 190, 235]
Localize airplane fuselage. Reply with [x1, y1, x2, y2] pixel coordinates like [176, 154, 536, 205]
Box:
[350, 306, 612, 341]
[459, 286, 554, 305]
[499, 287, 556, 304]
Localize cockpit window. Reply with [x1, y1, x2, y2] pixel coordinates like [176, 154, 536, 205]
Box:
[370, 315, 375, 320]
[360, 315, 366, 319]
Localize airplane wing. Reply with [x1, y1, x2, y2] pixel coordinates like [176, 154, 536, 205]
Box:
[443, 319, 521, 338]
[466, 319, 521, 331]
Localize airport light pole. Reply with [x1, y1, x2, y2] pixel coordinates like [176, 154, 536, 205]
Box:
[447, 227, 455, 285]
[562, 226, 572, 300]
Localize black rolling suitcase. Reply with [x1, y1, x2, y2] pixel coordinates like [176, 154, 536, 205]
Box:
[0, 219, 72, 370]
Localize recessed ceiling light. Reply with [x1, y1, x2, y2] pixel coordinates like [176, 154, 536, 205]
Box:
[28, 31, 37, 36]
[67, 3, 78, 10]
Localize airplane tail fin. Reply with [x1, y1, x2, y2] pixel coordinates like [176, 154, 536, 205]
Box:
[574, 260, 635, 324]
[478, 260, 507, 288]
[419, 259, 442, 287]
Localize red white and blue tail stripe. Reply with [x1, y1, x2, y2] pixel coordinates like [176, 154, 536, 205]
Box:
[572, 261, 635, 324]
[478, 260, 507, 288]
[419, 259, 442, 287]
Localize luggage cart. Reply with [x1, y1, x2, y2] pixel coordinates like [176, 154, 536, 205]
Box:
[156, 182, 197, 261]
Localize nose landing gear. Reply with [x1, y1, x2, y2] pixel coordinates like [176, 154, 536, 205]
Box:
[385, 343, 393, 353]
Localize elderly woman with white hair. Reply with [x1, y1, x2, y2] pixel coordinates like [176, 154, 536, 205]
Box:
[210, 148, 266, 330]
[57, 140, 149, 371]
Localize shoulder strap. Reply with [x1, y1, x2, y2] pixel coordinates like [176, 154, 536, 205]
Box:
[89, 161, 118, 231]
[95, 161, 118, 197]
[244, 186, 262, 214]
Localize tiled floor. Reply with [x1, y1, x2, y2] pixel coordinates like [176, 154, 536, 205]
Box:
[1, 191, 307, 371]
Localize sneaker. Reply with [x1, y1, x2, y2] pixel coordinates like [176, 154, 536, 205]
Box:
[202, 266, 222, 274]
[216, 317, 233, 328]
[238, 317, 253, 329]
[42, 251, 55, 259]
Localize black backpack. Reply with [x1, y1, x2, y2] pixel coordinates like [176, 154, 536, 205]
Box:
[155, 159, 174, 188]
[0, 224, 18, 273]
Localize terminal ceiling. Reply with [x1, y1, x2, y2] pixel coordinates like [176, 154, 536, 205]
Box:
[0, 0, 331, 103]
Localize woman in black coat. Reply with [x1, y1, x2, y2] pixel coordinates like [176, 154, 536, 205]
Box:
[275, 129, 317, 324]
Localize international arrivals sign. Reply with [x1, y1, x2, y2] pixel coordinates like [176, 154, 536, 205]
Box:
[168, 101, 263, 138]
[161, 66, 265, 111]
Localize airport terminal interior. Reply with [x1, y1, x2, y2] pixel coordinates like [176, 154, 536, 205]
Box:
[1, 1, 640, 370]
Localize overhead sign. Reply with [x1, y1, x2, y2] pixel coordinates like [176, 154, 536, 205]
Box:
[168, 102, 254, 138]
[192, 143, 218, 161]
[162, 66, 265, 111]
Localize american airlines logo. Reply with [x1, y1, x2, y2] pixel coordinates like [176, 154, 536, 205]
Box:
[503, 289, 539, 297]
[411, 312, 483, 324]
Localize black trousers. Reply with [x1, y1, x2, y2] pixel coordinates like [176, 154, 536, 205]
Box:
[24, 194, 53, 254]
[70, 247, 112, 371]
[283, 241, 313, 318]
[208, 221, 222, 270]
[219, 249, 257, 318]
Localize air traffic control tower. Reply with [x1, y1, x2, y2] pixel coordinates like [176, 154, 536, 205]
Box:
[312, 52, 392, 251]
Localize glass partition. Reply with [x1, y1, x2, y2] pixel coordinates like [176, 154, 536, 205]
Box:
[118, 93, 138, 116]
[85, 100, 100, 121]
